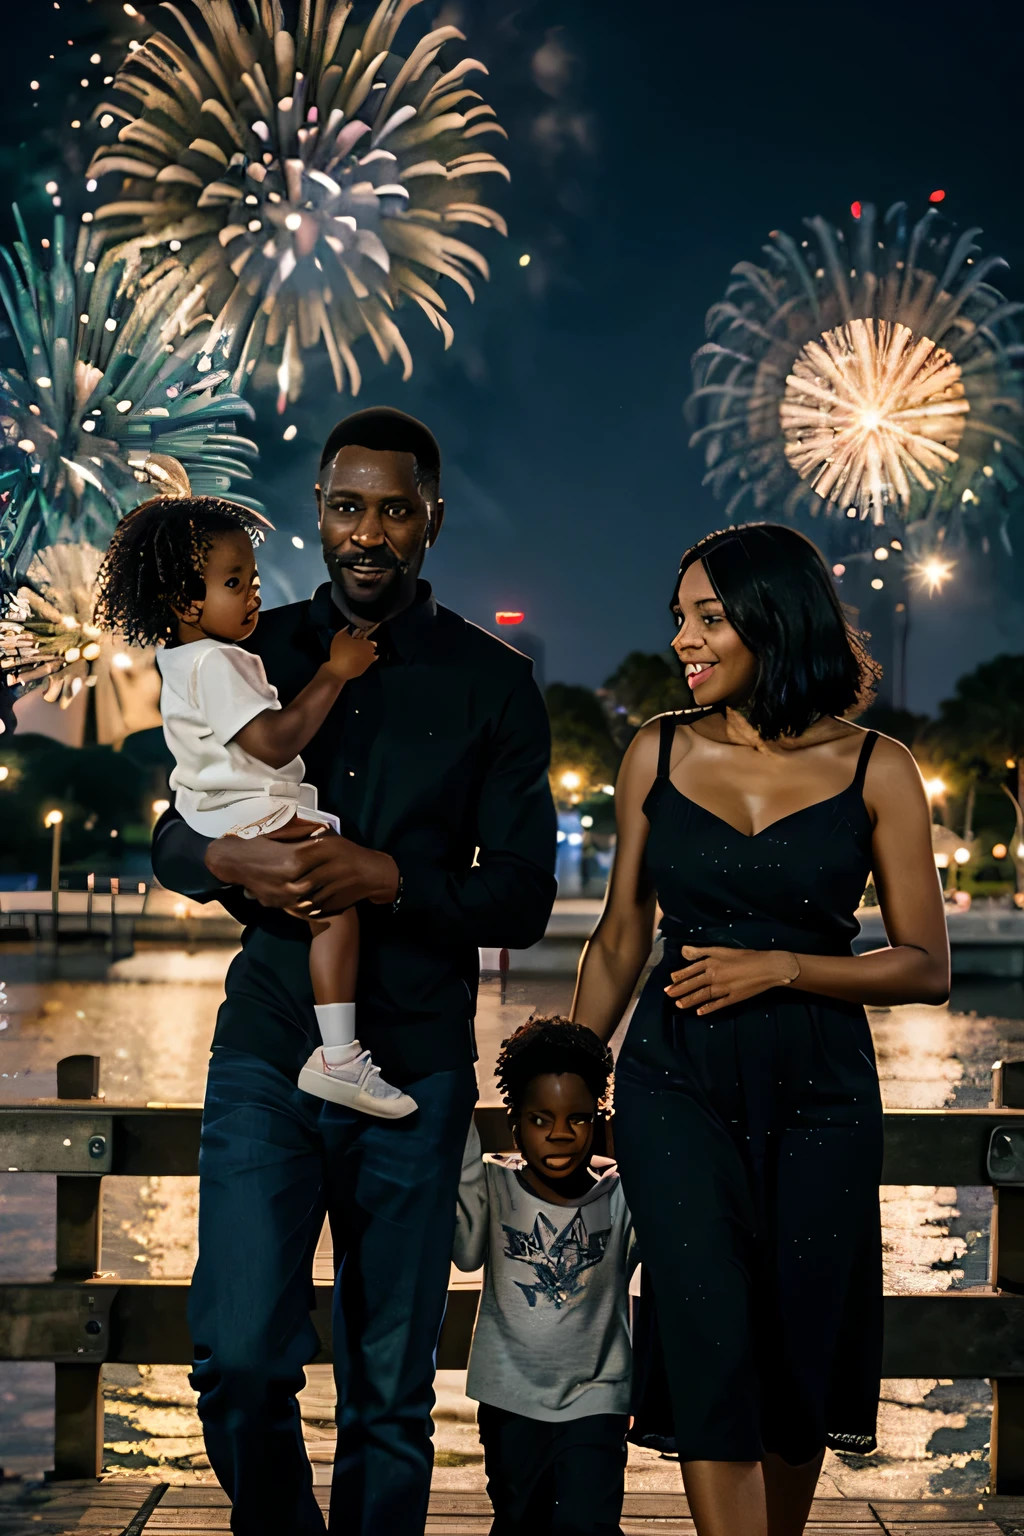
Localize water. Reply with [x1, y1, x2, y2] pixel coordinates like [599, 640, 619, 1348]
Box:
[0, 941, 1021, 1499]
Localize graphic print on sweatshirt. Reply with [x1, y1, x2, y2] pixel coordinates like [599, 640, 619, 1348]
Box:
[501, 1208, 611, 1309]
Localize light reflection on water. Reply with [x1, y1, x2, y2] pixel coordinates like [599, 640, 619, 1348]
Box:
[0, 946, 1021, 1497]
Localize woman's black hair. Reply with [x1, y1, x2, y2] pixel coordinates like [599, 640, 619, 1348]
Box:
[673, 522, 880, 740]
[94, 496, 272, 647]
[495, 1015, 614, 1116]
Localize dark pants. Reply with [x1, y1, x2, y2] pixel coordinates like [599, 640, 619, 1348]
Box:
[188, 1046, 477, 1536]
[477, 1404, 628, 1536]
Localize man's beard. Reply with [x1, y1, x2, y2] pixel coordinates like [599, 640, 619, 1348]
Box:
[325, 544, 413, 622]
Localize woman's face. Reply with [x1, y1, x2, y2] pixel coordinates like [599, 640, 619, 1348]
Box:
[671, 558, 758, 708]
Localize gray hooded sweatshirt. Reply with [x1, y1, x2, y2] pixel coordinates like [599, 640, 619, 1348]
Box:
[453, 1121, 635, 1422]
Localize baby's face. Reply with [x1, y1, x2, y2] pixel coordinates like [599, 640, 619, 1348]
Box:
[198, 530, 262, 642]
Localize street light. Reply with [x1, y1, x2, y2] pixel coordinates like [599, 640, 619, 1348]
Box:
[151, 798, 170, 820]
[560, 771, 582, 792]
[924, 777, 946, 803]
[44, 809, 63, 918]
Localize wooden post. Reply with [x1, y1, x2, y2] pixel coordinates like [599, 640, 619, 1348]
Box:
[991, 1059, 1024, 1493]
[53, 1053, 104, 1481]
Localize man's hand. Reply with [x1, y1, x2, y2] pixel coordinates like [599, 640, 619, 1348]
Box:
[205, 825, 399, 915]
[664, 945, 800, 1016]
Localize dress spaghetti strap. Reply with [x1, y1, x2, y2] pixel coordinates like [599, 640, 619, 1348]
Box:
[852, 730, 879, 795]
[657, 714, 677, 780]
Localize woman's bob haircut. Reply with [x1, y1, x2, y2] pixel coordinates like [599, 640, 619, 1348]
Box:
[674, 522, 880, 740]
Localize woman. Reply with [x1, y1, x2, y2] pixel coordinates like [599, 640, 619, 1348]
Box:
[571, 524, 949, 1536]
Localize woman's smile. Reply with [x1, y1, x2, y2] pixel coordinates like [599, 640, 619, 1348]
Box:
[685, 661, 718, 690]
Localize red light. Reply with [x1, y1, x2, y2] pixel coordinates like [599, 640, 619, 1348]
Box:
[495, 611, 524, 626]
[929, 188, 946, 203]
[850, 201, 862, 220]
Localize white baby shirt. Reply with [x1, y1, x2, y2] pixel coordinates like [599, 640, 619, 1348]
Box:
[156, 638, 321, 838]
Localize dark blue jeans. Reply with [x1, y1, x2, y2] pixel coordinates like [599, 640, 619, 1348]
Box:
[188, 1047, 478, 1536]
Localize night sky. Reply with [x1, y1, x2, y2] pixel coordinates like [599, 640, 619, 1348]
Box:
[3, 0, 1024, 711]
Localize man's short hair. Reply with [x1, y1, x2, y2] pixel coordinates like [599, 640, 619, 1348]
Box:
[319, 407, 441, 496]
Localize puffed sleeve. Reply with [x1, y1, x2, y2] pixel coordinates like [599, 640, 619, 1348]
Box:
[191, 644, 281, 747]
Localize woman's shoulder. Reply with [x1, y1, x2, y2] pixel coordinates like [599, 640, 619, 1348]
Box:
[854, 725, 924, 797]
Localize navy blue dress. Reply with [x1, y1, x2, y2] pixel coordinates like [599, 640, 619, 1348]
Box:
[614, 715, 883, 1464]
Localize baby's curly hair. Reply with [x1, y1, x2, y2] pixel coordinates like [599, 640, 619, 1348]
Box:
[93, 496, 272, 647]
[494, 1015, 614, 1117]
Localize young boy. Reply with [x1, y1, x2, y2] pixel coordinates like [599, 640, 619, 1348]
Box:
[454, 1015, 635, 1536]
[94, 493, 415, 1117]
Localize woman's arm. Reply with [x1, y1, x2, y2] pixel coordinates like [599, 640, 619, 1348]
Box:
[666, 736, 951, 1014]
[792, 736, 950, 1004]
[233, 628, 376, 771]
[570, 723, 661, 1043]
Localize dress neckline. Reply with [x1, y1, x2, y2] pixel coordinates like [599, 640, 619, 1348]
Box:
[652, 715, 879, 841]
[663, 777, 864, 841]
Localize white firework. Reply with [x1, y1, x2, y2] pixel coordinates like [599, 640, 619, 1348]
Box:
[87, 0, 508, 406]
[686, 202, 1024, 534]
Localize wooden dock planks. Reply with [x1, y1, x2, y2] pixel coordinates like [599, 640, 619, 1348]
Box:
[3, 1483, 1024, 1535]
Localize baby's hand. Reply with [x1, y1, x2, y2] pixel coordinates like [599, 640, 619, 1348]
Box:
[326, 626, 378, 681]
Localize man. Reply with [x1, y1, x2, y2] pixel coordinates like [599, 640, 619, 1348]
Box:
[152, 408, 557, 1535]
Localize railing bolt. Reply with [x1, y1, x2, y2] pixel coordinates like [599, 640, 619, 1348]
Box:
[87, 1136, 106, 1160]
[84, 1319, 102, 1336]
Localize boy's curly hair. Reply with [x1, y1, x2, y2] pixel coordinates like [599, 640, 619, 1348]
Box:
[93, 495, 272, 647]
[494, 1014, 614, 1117]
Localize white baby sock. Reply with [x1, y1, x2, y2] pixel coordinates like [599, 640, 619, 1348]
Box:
[314, 1003, 360, 1064]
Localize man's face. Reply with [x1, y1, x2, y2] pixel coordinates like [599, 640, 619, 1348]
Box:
[317, 445, 443, 623]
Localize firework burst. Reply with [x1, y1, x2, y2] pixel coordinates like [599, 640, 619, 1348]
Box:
[0, 541, 161, 747]
[0, 208, 263, 579]
[87, 0, 509, 407]
[686, 203, 1024, 531]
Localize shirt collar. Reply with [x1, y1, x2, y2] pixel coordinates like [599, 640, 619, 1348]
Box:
[309, 578, 437, 662]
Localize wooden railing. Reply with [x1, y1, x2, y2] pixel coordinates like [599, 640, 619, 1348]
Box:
[3, 1055, 1024, 1487]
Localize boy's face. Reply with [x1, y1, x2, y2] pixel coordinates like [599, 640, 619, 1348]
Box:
[515, 1072, 597, 1185]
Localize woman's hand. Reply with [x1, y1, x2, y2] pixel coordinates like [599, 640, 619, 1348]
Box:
[665, 945, 800, 1016]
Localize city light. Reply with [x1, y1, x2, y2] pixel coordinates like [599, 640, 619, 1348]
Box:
[1007, 759, 1017, 771]
[912, 555, 955, 595]
[0, 767, 8, 783]
[929, 189, 946, 203]
[871, 578, 884, 590]
[580, 815, 594, 829]
[832, 563, 845, 576]
[924, 777, 946, 802]
[954, 845, 971, 865]
[44, 809, 63, 828]
[560, 771, 582, 791]
[567, 832, 583, 847]
[495, 612, 524, 626]
[934, 852, 950, 869]
[601, 785, 615, 796]
[291, 536, 304, 549]
[519, 254, 531, 267]
[993, 844, 1009, 860]
[873, 547, 889, 561]
[151, 799, 170, 818]
[850, 201, 862, 219]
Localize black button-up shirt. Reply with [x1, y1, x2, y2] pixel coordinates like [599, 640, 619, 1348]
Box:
[151, 581, 557, 1082]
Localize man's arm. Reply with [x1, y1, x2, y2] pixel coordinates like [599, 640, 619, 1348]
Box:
[193, 672, 558, 944]
[396, 671, 558, 948]
[150, 807, 264, 929]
